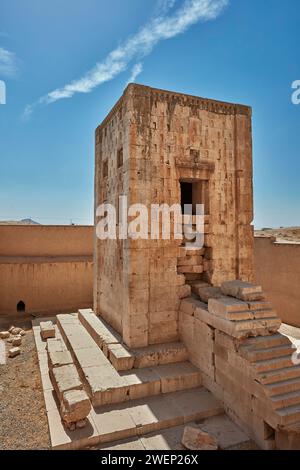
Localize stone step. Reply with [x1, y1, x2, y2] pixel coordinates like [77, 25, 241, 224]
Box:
[265, 377, 300, 396]
[49, 387, 223, 450]
[258, 365, 300, 386]
[240, 344, 296, 363]
[78, 309, 188, 370]
[242, 334, 292, 350]
[57, 314, 201, 407]
[277, 404, 300, 425]
[98, 415, 253, 450]
[270, 390, 300, 410]
[253, 355, 296, 374]
[78, 309, 121, 349]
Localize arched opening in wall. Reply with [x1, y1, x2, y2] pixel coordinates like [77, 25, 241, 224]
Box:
[17, 301, 26, 313]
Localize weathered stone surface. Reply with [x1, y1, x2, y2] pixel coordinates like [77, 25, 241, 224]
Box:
[61, 389, 91, 425]
[94, 84, 254, 347]
[50, 364, 82, 401]
[181, 424, 218, 450]
[11, 327, 22, 336]
[12, 335, 22, 346]
[40, 321, 56, 340]
[221, 280, 263, 301]
[48, 349, 73, 369]
[9, 347, 20, 358]
[0, 331, 10, 339]
[197, 286, 223, 304]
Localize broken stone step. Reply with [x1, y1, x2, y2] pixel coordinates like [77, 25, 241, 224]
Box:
[89, 362, 202, 407]
[50, 364, 83, 401]
[253, 356, 297, 374]
[78, 309, 121, 350]
[270, 390, 300, 410]
[49, 387, 223, 450]
[107, 343, 135, 371]
[221, 280, 263, 301]
[195, 286, 223, 304]
[265, 377, 300, 396]
[208, 297, 250, 316]
[277, 404, 300, 426]
[240, 344, 296, 363]
[132, 342, 188, 369]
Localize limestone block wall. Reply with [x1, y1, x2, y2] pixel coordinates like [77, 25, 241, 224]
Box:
[0, 226, 93, 317]
[94, 84, 254, 348]
[254, 237, 300, 327]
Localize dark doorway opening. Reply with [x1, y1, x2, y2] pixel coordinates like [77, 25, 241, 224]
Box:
[180, 180, 210, 215]
[180, 182, 193, 213]
[17, 301, 25, 313]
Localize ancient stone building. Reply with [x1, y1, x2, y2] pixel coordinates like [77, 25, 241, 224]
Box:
[94, 84, 254, 348]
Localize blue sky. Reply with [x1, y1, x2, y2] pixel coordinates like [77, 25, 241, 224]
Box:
[0, 0, 299, 228]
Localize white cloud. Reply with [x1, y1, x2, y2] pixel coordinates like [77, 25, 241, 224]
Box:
[25, 0, 228, 115]
[126, 62, 143, 85]
[0, 47, 17, 77]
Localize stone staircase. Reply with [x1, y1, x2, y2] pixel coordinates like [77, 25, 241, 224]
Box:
[180, 280, 300, 449]
[33, 310, 231, 450]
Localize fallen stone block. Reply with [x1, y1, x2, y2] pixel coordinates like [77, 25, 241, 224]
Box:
[0, 331, 10, 339]
[9, 326, 15, 333]
[12, 335, 22, 347]
[40, 321, 56, 340]
[181, 424, 218, 450]
[9, 347, 21, 358]
[11, 327, 22, 336]
[221, 280, 263, 301]
[20, 330, 26, 336]
[61, 389, 91, 427]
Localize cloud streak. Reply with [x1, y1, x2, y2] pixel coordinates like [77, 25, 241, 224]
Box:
[25, 0, 228, 116]
[126, 62, 143, 86]
[0, 47, 17, 77]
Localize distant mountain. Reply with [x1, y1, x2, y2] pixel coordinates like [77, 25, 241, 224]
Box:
[0, 218, 41, 225]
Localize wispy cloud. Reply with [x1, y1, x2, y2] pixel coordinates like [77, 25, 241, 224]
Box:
[0, 47, 17, 77]
[24, 0, 228, 117]
[126, 62, 143, 86]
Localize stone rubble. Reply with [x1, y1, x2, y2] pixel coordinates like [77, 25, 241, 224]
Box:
[181, 424, 218, 450]
[8, 347, 21, 358]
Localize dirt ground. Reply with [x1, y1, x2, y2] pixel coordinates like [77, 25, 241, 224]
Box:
[0, 325, 50, 450]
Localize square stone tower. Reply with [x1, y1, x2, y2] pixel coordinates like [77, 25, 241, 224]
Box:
[94, 84, 254, 348]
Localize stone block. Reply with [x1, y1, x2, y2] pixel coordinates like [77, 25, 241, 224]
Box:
[221, 280, 263, 301]
[208, 297, 250, 316]
[12, 335, 22, 347]
[197, 286, 223, 303]
[48, 349, 73, 369]
[0, 331, 10, 339]
[61, 389, 91, 426]
[11, 327, 22, 336]
[181, 424, 218, 450]
[40, 321, 56, 340]
[50, 364, 83, 401]
[8, 347, 20, 358]
[177, 284, 191, 299]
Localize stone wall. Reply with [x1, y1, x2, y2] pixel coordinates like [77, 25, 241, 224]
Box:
[94, 84, 254, 348]
[254, 237, 300, 327]
[0, 226, 93, 317]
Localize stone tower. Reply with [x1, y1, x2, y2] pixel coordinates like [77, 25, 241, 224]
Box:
[94, 84, 254, 348]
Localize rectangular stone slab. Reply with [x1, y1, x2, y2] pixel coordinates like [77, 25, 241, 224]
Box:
[50, 364, 83, 401]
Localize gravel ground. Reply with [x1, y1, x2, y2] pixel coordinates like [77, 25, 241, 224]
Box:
[0, 327, 50, 450]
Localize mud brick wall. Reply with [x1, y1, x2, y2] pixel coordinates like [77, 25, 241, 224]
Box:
[94, 84, 254, 348]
